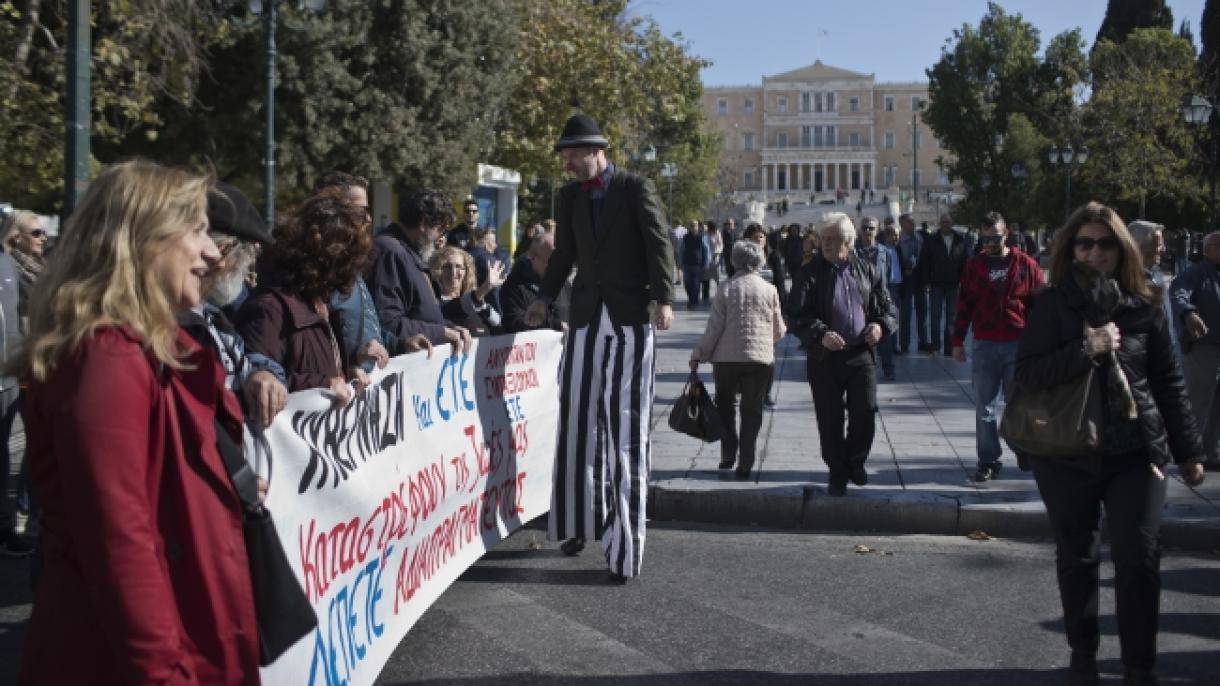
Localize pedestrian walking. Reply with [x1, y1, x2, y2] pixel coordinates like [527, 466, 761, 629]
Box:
[525, 113, 675, 583]
[919, 214, 973, 355]
[895, 214, 929, 354]
[1129, 221, 1180, 365]
[856, 216, 896, 380]
[789, 213, 896, 496]
[949, 212, 1044, 482]
[15, 160, 261, 684]
[680, 222, 711, 308]
[690, 241, 786, 479]
[1015, 202, 1206, 685]
[1170, 231, 1220, 470]
[0, 211, 31, 556]
[702, 222, 723, 301]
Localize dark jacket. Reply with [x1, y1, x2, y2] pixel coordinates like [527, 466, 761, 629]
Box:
[501, 256, 563, 333]
[236, 287, 350, 392]
[540, 170, 675, 329]
[447, 223, 475, 251]
[21, 327, 258, 685]
[680, 232, 711, 269]
[766, 248, 788, 311]
[367, 224, 449, 344]
[1014, 277, 1203, 468]
[788, 252, 897, 355]
[918, 229, 972, 286]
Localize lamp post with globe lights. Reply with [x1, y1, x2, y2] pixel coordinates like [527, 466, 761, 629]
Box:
[1047, 144, 1089, 222]
[1184, 94, 1217, 234]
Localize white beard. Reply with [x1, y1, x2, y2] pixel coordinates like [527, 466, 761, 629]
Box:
[207, 267, 248, 307]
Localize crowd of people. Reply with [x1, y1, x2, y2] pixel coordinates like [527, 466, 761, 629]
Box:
[0, 106, 1215, 683]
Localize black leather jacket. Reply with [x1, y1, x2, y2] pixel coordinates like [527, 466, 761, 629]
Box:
[788, 252, 897, 355]
[1014, 276, 1202, 467]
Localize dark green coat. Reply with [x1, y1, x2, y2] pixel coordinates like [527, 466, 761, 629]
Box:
[541, 170, 675, 329]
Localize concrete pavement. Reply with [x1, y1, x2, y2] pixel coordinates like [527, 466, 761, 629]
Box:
[647, 279, 1220, 552]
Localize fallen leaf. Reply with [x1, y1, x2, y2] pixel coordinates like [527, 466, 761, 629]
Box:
[968, 530, 992, 541]
[527, 533, 543, 550]
[854, 544, 873, 554]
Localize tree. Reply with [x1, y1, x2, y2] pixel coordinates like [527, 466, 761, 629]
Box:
[923, 3, 1088, 227]
[1083, 28, 1199, 219]
[1096, 0, 1173, 45]
[1201, 0, 1220, 94]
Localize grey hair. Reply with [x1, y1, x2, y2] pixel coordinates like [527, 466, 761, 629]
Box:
[0, 209, 39, 249]
[818, 212, 857, 245]
[731, 239, 765, 273]
[1127, 220, 1163, 246]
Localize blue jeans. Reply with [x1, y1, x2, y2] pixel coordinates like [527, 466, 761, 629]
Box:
[973, 339, 1017, 468]
[929, 285, 959, 354]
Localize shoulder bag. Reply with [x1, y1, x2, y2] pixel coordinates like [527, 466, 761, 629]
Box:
[668, 371, 723, 442]
[1000, 367, 1102, 458]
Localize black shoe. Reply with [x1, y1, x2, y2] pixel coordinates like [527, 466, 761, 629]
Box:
[895, 347, 908, 356]
[763, 398, 777, 409]
[849, 465, 868, 486]
[827, 479, 847, 497]
[1122, 668, 1157, 686]
[560, 538, 585, 556]
[972, 463, 1001, 482]
[1067, 651, 1100, 686]
[608, 571, 629, 585]
[1203, 458, 1220, 471]
[883, 370, 896, 381]
[0, 530, 33, 558]
[733, 468, 751, 480]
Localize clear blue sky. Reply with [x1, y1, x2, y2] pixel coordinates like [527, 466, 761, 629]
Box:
[629, 0, 1207, 85]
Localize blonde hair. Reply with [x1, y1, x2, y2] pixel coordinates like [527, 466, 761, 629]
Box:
[11, 159, 211, 381]
[0, 209, 39, 251]
[430, 246, 477, 296]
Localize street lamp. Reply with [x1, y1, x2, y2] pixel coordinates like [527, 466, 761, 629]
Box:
[910, 99, 925, 204]
[661, 162, 678, 212]
[1047, 143, 1089, 222]
[1184, 94, 1217, 233]
[248, 0, 325, 230]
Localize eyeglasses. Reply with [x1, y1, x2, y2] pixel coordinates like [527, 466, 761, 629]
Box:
[27, 228, 46, 238]
[1073, 236, 1121, 252]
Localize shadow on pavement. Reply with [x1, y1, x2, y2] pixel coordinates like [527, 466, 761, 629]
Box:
[387, 668, 1066, 685]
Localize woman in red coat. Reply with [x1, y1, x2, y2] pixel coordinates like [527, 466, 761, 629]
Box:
[15, 160, 261, 684]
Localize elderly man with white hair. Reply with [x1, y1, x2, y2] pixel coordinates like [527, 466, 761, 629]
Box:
[789, 212, 897, 496]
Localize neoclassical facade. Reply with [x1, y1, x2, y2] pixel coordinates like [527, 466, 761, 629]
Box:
[703, 61, 955, 204]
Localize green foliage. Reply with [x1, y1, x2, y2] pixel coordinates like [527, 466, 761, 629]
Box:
[923, 2, 1087, 228]
[1201, 0, 1220, 94]
[490, 0, 716, 223]
[1082, 28, 1199, 218]
[1096, 0, 1173, 45]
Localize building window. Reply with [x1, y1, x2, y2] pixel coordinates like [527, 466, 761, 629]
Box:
[718, 98, 728, 115]
[849, 97, 859, 112]
[801, 126, 812, 147]
[848, 132, 860, 146]
[884, 131, 895, 149]
[777, 132, 788, 148]
[883, 165, 894, 187]
[826, 126, 836, 146]
[813, 126, 823, 147]
[884, 96, 894, 112]
[743, 97, 754, 113]
[777, 96, 788, 113]
[826, 92, 836, 112]
[938, 170, 950, 185]
[743, 132, 754, 151]
[745, 170, 754, 187]
[802, 92, 812, 112]
[911, 95, 923, 111]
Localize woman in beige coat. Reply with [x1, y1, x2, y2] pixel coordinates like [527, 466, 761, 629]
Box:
[690, 240, 787, 478]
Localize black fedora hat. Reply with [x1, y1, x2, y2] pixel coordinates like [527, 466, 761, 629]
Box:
[554, 113, 609, 151]
[207, 182, 275, 245]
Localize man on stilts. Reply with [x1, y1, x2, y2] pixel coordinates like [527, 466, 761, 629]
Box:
[526, 113, 675, 583]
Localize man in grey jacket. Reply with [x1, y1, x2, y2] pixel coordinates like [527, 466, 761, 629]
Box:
[1171, 232, 1220, 470]
[0, 242, 31, 556]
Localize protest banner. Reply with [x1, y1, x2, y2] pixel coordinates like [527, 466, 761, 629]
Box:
[256, 330, 563, 685]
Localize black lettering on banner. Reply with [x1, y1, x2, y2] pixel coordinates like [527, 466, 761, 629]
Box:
[294, 372, 407, 493]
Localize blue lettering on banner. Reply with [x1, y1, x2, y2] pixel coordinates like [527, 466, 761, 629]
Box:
[412, 394, 434, 431]
[434, 353, 476, 422]
[308, 545, 391, 686]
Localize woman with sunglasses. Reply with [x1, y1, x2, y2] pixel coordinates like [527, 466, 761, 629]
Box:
[1014, 202, 1206, 685]
[0, 210, 48, 319]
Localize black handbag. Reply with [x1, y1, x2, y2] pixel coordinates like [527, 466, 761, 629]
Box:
[668, 371, 723, 442]
[212, 418, 318, 666]
[1000, 367, 1102, 457]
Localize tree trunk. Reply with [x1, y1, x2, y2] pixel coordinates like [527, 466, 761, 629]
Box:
[8, 0, 43, 101]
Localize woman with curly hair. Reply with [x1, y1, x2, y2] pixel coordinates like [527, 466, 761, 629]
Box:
[236, 192, 373, 403]
[431, 245, 505, 337]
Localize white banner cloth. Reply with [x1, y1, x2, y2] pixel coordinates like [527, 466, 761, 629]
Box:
[257, 331, 563, 685]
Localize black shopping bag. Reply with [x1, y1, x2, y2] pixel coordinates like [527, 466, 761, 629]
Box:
[668, 372, 723, 442]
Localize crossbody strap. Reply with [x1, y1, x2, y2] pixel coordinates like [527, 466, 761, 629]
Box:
[213, 416, 262, 513]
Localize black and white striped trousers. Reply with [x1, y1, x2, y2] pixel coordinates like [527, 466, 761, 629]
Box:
[548, 306, 655, 578]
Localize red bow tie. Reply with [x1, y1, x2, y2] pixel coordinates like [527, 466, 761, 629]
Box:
[581, 176, 605, 193]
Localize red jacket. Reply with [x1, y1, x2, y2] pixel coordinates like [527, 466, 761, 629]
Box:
[951, 248, 1044, 346]
[20, 327, 260, 685]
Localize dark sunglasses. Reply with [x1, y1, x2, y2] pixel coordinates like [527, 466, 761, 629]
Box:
[27, 228, 45, 238]
[1073, 236, 1121, 252]
[979, 234, 1004, 245]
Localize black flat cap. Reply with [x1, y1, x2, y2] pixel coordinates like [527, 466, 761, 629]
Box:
[207, 182, 274, 245]
[554, 113, 609, 151]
